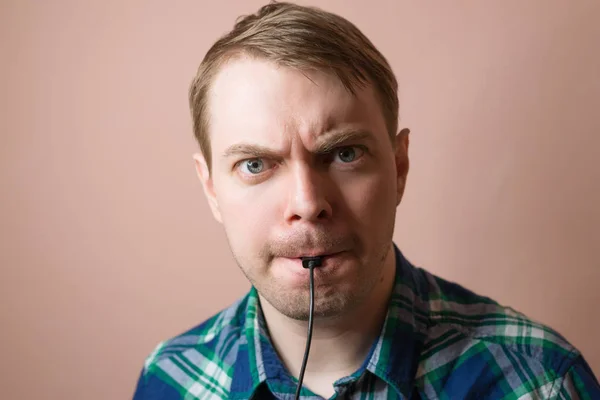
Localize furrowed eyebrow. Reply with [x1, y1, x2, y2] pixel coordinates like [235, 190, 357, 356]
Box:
[313, 128, 374, 154]
[222, 144, 282, 160]
[222, 128, 374, 159]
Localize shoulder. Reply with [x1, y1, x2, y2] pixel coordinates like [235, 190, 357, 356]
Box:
[421, 268, 577, 359]
[132, 293, 251, 400]
[415, 267, 585, 398]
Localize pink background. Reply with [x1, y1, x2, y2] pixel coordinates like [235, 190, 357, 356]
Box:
[1, 1, 599, 398]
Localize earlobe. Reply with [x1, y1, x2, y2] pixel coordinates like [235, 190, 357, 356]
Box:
[193, 153, 223, 223]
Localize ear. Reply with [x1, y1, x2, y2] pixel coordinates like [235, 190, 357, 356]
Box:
[193, 153, 223, 223]
[394, 128, 410, 205]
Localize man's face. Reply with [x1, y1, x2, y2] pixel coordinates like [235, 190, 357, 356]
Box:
[195, 57, 409, 320]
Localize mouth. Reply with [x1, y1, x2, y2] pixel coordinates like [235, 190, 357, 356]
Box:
[273, 251, 351, 283]
[278, 251, 348, 271]
[283, 250, 343, 260]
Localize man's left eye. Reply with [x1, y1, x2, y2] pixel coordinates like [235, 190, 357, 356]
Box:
[334, 146, 364, 163]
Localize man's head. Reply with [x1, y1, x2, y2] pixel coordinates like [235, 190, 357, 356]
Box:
[190, 1, 410, 320]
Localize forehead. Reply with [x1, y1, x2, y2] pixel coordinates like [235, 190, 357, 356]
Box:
[207, 57, 386, 152]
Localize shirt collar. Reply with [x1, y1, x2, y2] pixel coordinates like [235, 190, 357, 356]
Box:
[364, 244, 430, 398]
[229, 287, 268, 399]
[230, 244, 430, 399]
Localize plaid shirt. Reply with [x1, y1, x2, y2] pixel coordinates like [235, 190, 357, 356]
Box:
[133, 245, 600, 399]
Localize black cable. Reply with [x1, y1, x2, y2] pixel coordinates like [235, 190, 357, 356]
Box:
[295, 256, 323, 400]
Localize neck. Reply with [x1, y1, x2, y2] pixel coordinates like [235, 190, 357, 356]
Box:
[259, 245, 397, 396]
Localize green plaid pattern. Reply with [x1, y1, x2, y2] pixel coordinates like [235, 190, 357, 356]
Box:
[133, 246, 600, 399]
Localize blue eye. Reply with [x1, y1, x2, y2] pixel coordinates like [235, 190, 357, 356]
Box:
[334, 146, 364, 163]
[242, 159, 264, 174]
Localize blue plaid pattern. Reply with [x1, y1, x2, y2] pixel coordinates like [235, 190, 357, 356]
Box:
[133, 245, 600, 399]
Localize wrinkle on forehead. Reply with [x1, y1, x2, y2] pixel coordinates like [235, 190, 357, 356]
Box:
[209, 57, 386, 160]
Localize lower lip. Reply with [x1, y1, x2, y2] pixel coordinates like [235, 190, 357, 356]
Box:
[276, 252, 347, 279]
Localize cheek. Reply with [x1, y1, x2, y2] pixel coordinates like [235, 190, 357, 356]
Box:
[217, 183, 279, 254]
[336, 168, 397, 225]
[345, 180, 396, 228]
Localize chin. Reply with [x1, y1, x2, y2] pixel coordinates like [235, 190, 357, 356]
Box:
[261, 282, 361, 321]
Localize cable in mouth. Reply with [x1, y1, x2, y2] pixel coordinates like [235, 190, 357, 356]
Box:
[301, 256, 323, 269]
[294, 255, 323, 399]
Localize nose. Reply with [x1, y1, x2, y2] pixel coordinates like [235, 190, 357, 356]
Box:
[284, 165, 333, 224]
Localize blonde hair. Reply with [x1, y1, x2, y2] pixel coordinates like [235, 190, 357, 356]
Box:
[189, 1, 398, 170]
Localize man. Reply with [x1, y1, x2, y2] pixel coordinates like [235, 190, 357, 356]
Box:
[133, 2, 599, 399]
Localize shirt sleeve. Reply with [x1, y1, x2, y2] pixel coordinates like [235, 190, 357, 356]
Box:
[132, 367, 182, 400]
[557, 355, 600, 400]
[132, 370, 147, 400]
